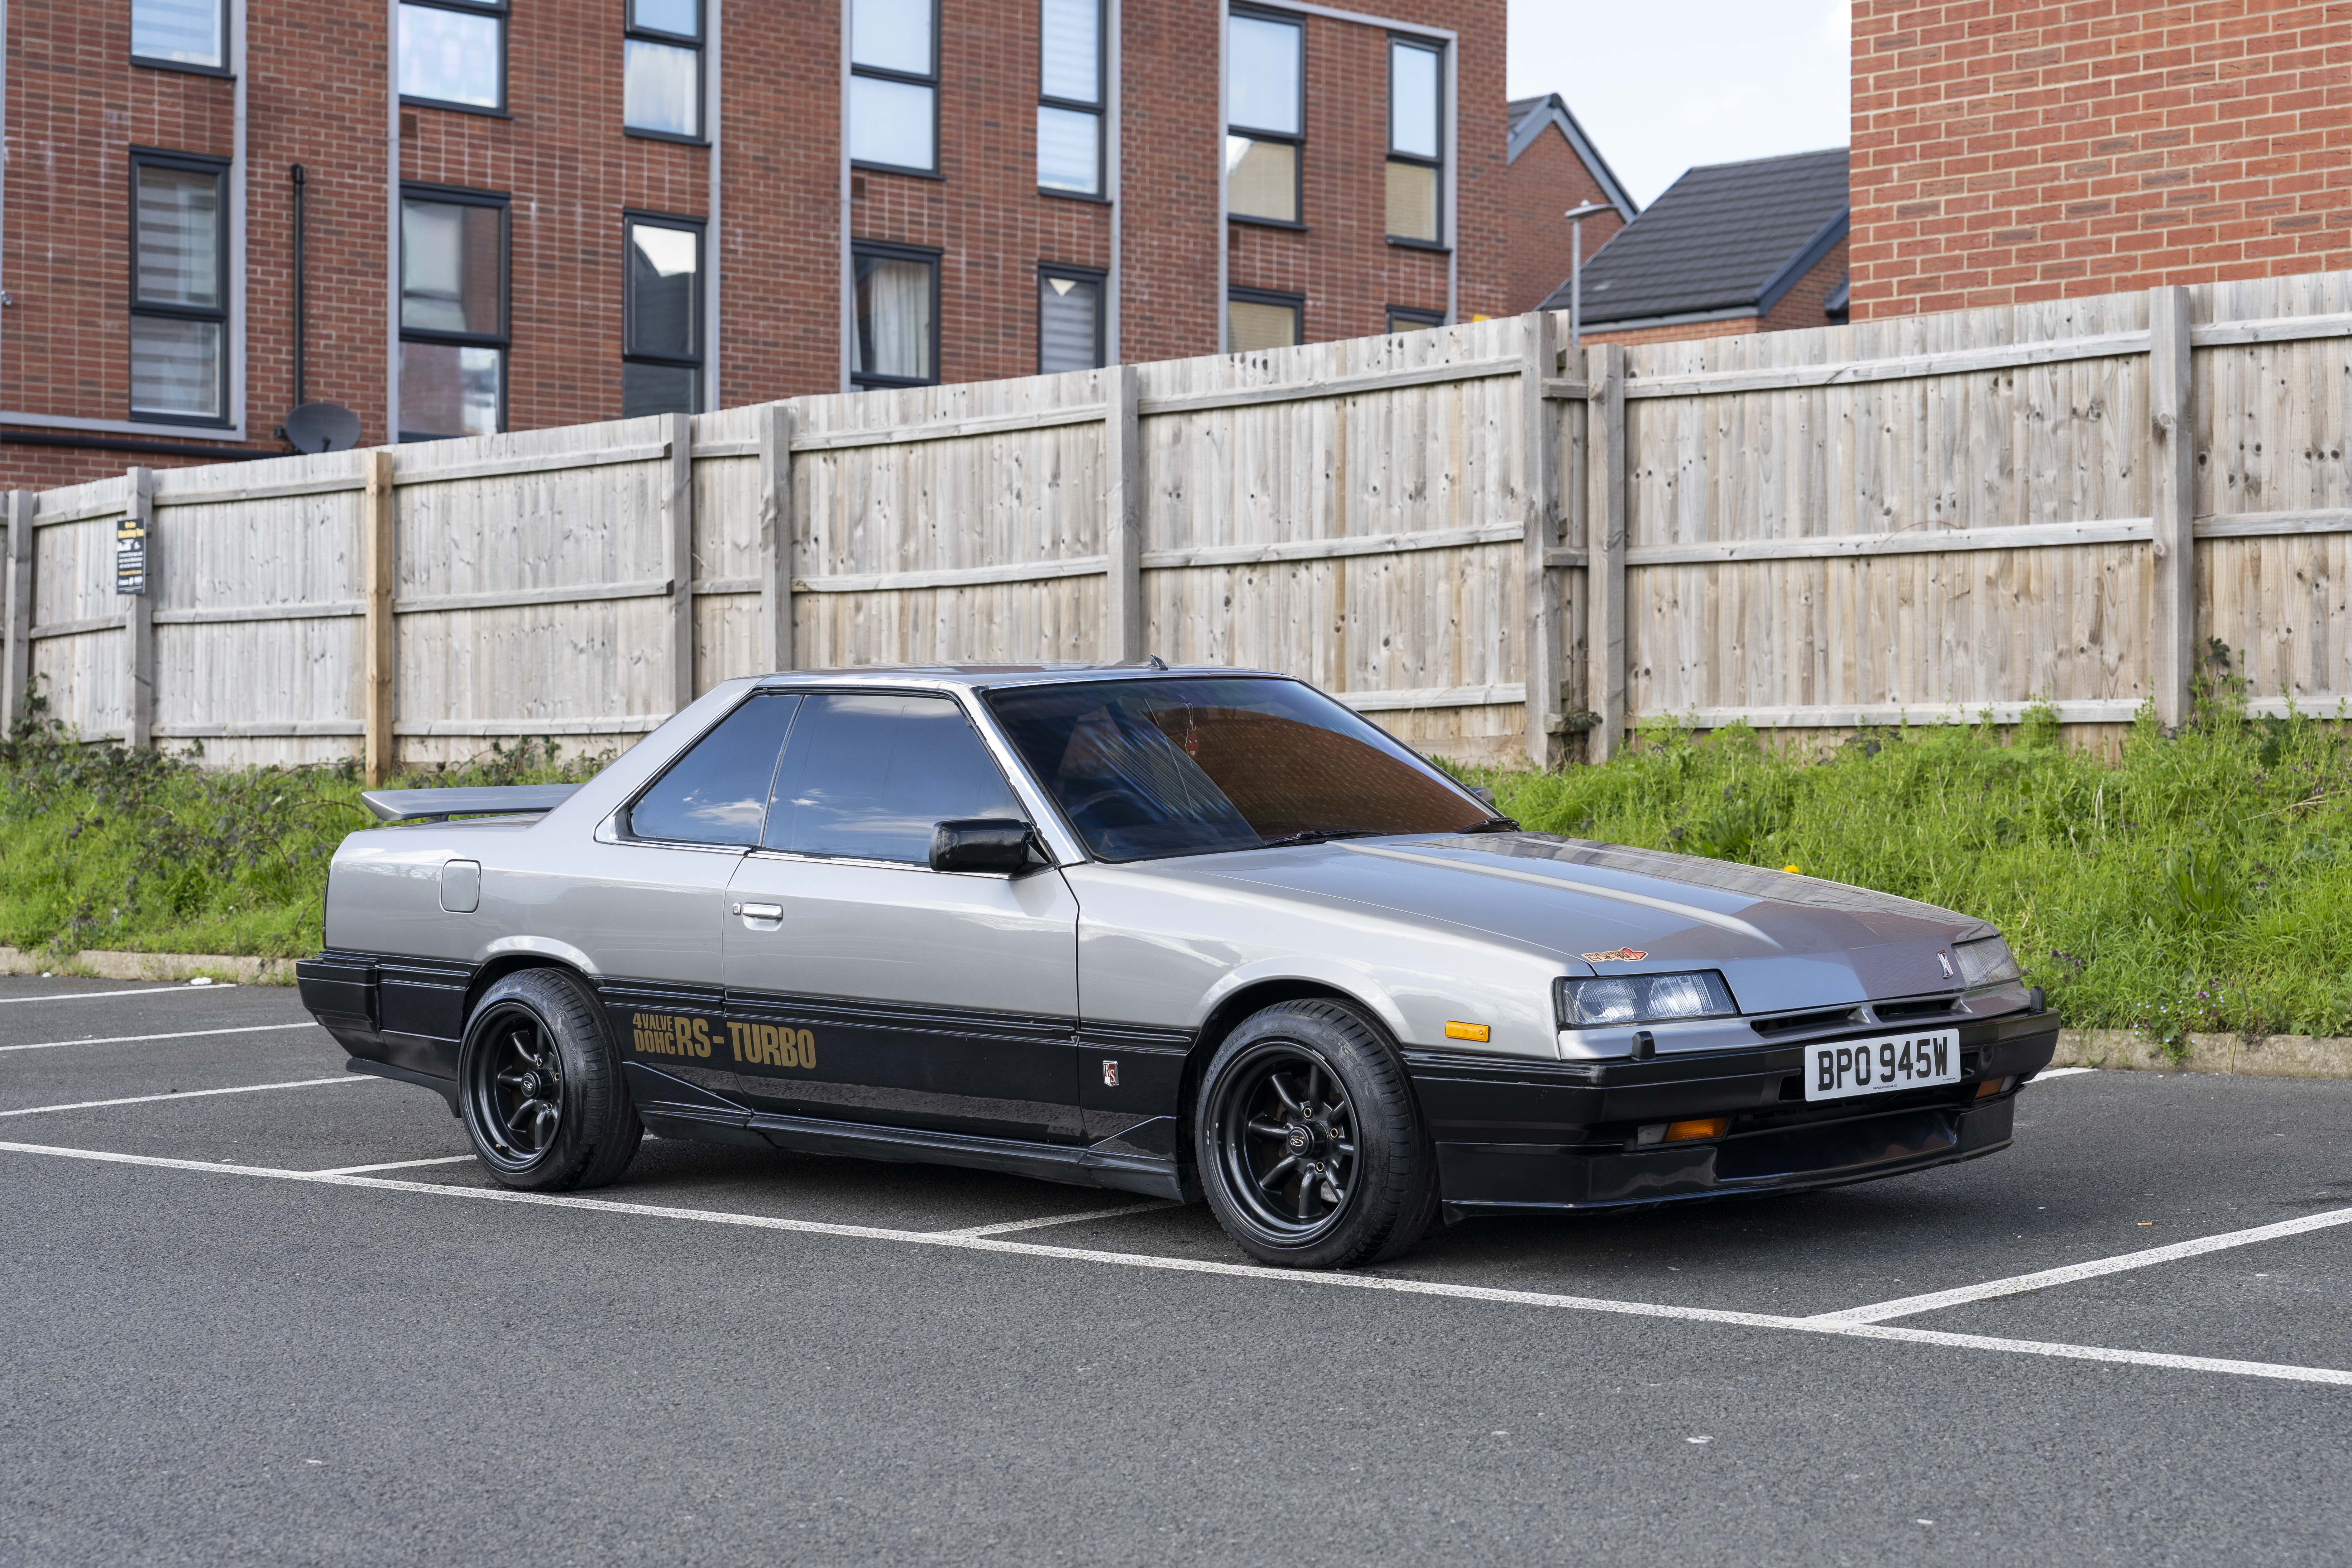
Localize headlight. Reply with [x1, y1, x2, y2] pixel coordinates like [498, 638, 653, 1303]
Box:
[1557, 971, 1737, 1028]
[1953, 934, 2020, 988]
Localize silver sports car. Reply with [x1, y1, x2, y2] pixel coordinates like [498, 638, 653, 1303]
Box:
[297, 665, 2057, 1268]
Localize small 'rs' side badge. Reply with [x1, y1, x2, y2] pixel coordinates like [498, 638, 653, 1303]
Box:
[1937, 952, 1956, 979]
[1102, 1059, 1119, 1087]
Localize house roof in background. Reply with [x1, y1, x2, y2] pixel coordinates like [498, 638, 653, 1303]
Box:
[1507, 94, 1638, 222]
[1540, 146, 1849, 326]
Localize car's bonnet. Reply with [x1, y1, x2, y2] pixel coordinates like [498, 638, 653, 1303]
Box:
[1165, 832, 1994, 1014]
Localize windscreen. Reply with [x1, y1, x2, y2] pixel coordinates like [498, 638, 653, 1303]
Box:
[984, 677, 1492, 862]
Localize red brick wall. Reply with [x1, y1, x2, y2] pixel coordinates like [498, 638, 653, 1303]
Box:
[1502, 119, 1627, 316]
[1851, 0, 2352, 318]
[1760, 234, 1851, 332]
[6, 0, 1506, 491]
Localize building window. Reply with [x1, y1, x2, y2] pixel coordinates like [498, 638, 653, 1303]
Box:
[398, 0, 505, 113]
[132, 0, 226, 70]
[399, 188, 507, 440]
[852, 243, 939, 388]
[625, 216, 704, 416]
[1227, 288, 1302, 354]
[1038, 266, 1104, 374]
[1226, 9, 1302, 225]
[1387, 305, 1444, 334]
[625, 0, 702, 139]
[1037, 0, 1103, 197]
[849, 0, 937, 174]
[1386, 37, 1443, 244]
[130, 153, 229, 424]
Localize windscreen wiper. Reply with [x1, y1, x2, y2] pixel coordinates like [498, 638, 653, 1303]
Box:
[1250, 829, 1382, 850]
[1459, 816, 1522, 833]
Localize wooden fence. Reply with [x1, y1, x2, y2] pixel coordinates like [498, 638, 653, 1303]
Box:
[4, 267, 2350, 777]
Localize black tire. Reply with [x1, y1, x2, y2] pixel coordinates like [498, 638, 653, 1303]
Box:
[1194, 1000, 1436, 1269]
[458, 968, 642, 1192]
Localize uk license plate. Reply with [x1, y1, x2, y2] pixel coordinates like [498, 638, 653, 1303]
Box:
[1804, 1031, 1960, 1102]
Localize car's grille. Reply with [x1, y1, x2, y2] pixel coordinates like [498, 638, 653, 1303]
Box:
[1750, 1007, 1865, 1036]
[1874, 997, 1963, 1023]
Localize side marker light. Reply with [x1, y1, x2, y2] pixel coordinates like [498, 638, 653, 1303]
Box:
[1444, 1021, 1491, 1043]
[1974, 1076, 2014, 1100]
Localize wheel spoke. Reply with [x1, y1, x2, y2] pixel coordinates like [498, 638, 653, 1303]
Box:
[1295, 1169, 1317, 1220]
[1332, 1139, 1356, 1158]
[1321, 1176, 1347, 1207]
[506, 1097, 547, 1139]
[1247, 1118, 1292, 1139]
[1268, 1073, 1305, 1115]
[530, 1104, 558, 1150]
[1255, 1153, 1300, 1190]
[495, 1068, 533, 1089]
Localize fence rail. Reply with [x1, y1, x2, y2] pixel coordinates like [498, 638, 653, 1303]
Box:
[7, 267, 2352, 774]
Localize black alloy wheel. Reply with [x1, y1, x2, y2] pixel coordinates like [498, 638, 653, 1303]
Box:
[1195, 1000, 1438, 1269]
[457, 967, 643, 1192]
[1214, 1046, 1360, 1242]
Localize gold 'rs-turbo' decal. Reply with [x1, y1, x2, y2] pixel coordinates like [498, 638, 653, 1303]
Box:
[631, 1012, 713, 1058]
[729, 1021, 816, 1070]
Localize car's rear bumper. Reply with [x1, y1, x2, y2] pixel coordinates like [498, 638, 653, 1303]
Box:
[1405, 1006, 2059, 1221]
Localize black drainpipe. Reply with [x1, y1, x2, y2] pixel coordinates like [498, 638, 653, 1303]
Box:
[290, 164, 308, 406]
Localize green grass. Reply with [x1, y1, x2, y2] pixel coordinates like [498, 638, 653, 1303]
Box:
[1471, 674, 2352, 1048]
[11, 665, 2352, 1044]
[0, 696, 608, 961]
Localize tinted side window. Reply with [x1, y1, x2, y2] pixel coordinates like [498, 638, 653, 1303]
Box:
[765, 693, 1024, 863]
[629, 693, 801, 845]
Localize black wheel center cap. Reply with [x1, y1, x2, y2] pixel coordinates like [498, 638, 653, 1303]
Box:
[519, 1072, 541, 1097]
[1286, 1125, 1312, 1153]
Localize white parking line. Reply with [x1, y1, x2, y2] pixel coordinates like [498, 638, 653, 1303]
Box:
[312, 1153, 477, 1176]
[0, 1137, 2343, 1388]
[1814, 1202, 2352, 1323]
[0, 985, 240, 1005]
[0, 1022, 321, 1054]
[938, 1201, 1177, 1237]
[0, 1076, 370, 1119]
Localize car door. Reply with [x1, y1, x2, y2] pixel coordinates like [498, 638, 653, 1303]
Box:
[720, 690, 1083, 1144]
[586, 692, 801, 1089]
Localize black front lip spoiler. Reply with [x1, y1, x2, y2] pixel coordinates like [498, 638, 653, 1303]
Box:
[1406, 1008, 2059, 1220]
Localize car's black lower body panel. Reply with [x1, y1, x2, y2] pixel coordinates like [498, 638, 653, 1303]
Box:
[1408, 1009, 2058, 1221]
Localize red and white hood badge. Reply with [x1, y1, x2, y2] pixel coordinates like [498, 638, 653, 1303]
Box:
[1581, 948, 1649, 964]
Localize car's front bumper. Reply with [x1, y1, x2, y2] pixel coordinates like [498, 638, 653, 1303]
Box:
[1405, 1006, 2059, 1221]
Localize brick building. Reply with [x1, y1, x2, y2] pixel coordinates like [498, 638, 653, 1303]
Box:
[1850, 0, 2352, 318]
[0, 0, 1506, 490]
[1539, 147, 1851, 346]
[1500, 92, 1635, 316]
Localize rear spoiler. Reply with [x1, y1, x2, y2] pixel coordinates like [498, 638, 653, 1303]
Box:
[358, 784, 581, 824]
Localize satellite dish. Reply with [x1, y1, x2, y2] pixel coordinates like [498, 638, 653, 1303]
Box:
[281, 401, 362, 454]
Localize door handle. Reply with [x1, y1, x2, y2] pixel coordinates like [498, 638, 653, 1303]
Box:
[734, 902, 784, 920]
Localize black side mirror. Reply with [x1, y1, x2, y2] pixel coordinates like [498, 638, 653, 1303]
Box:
[930, 818, 1039, 874]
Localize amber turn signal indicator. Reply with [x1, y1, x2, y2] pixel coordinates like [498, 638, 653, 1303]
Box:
[1974, 1076, 2014, 1100]
[1664, 1117, 1730, 1142]
[1444, 1021, 1491, 1043]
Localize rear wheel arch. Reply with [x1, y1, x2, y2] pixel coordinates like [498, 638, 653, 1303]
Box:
[465, 952, 596, 1020]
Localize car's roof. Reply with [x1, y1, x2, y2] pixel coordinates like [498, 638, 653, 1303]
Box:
[749, 663, 1289, 691]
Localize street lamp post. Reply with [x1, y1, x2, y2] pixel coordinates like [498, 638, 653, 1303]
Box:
[1561, 201, 1614, 357]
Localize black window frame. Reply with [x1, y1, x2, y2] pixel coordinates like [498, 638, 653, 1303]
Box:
[622, 0, 706, 144]
[398, 0, 510, 117]
[847, 0, 942, 178]
[850, 239, 943, 391]
[128, 149, 232, 429]
[129, 0, 232, 77]
[397, 182, 512, 442]
[1386, 305, 1444, 335]
[1225, 5, 1305, 231]
[1036, 0, 1106, 200]
[1036, 262, 1107, 375]
[1384, 32, 1445, 249]
[1226, 285, 1304, 355]
[623, 210, 707, 416]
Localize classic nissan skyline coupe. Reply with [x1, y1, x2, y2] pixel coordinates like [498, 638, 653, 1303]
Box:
[297, 665, 2058, 1268]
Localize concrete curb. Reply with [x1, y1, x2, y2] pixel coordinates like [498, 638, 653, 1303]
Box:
[0, 947, 299, 985]
[2055, 1028, 2352, 1080]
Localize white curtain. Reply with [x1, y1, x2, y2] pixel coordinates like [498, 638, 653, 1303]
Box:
[858, 258, 932, 380]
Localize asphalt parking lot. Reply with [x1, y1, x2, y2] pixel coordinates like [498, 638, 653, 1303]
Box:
[1, 975, 2346, 1566]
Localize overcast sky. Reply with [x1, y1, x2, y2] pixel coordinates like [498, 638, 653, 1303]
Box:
[1506, 0, 1852, 208]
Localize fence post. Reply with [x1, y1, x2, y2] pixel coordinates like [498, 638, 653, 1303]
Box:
[122, 468, 154, 749]
[664, 411, 696, 712]
[2148, 285, 2196, 730]
[362, 449, 396, 786]
[1521, 311, 1563, 769]
[759, 402, 796, 672]
[1104, 363, 1144, 662]
[2, 491, 29, 733]
[1587, 343, 1627, 764]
